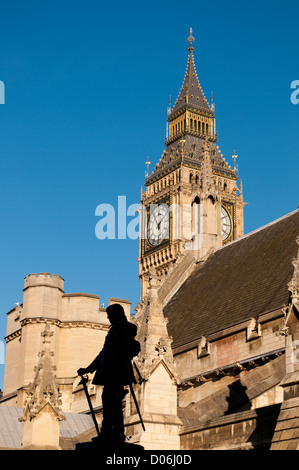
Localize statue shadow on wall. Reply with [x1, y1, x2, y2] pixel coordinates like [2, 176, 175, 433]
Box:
[225, 379, 279, 450]
[225, 380, 251, 414]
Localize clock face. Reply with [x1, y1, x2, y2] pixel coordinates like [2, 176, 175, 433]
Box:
[147, 204, 169, 246]
[221, 206, 232, 241]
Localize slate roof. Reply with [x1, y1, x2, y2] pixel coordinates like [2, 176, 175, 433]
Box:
[0, 407, 23, 449]
[169, 48, 213, 118]
[145, 135, 237, 186]
[0, 406, 94, 449]
[164, 209, 299, 351]
[270, 395, 299, 449]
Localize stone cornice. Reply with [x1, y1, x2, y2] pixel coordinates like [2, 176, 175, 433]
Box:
[0, 390, 17, 404]
[4, 329, 21, 343]
[5, 317, 109, 343]
[178, 348, 285, 390]
[62, 293, 100, 299]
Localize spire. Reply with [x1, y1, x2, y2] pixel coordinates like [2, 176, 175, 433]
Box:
[134, 268, 179, 382]
[19, 323, 65, 449]
[169, 29, 213, 117]
[201, 137, 215, 195]
[20, 324, 65, 422]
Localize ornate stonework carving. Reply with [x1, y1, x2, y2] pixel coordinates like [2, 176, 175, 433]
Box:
[197, 336, 210, 357]
[134, 268, 179, 383]
[19, 323, 65, 422]
[278, 305, 290, 337]
[288, 236, 299, 309]
[200, 138, 215, 196]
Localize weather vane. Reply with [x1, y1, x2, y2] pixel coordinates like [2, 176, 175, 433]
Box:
[187, 28, 195, 51]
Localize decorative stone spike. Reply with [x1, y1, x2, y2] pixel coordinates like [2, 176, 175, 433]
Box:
[19, 323, 65, 450]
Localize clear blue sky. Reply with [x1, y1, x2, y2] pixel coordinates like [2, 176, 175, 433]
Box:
[0, 0, 298, 390]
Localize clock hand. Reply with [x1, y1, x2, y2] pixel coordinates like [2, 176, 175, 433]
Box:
[151, 220, 159, 237]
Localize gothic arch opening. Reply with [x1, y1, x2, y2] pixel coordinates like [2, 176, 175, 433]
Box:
[191, 196, 201, 235]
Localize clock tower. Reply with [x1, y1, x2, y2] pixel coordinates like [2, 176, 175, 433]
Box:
[139, 30, 245, 298]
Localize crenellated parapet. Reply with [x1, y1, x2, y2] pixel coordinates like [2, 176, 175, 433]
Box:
[24, 272, 64, 292]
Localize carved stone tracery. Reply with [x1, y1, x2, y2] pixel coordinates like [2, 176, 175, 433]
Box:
[19, 323, 65, 422]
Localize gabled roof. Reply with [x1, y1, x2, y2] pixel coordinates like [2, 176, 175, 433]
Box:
[164, 209, 299, 351]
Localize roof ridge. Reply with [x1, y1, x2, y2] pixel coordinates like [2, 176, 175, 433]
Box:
[215, 208, 299, 253]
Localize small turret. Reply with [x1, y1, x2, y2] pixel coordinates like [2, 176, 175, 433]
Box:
[24, 272, 64, 292]
[22, 273, 64, 319]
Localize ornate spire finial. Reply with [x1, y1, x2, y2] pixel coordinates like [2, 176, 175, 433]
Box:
[187, 28, 195, 52]
[167, 95, 172, 116]
[211, 91, 215, 111]
[145, 157, 151, 178]
[232, 150, 238, 173]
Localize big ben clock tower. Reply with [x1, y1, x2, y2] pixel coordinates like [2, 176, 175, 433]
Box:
[139, 29, 246, 298]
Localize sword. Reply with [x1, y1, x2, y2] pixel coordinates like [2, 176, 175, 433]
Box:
[79, 374, 101, 437]
[132, 361, 144, 385]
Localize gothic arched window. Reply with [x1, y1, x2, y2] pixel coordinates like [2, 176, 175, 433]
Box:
[191, 196, 200, 235]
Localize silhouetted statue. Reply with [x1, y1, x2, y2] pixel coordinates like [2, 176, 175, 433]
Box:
[77, 304, 140, 447]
